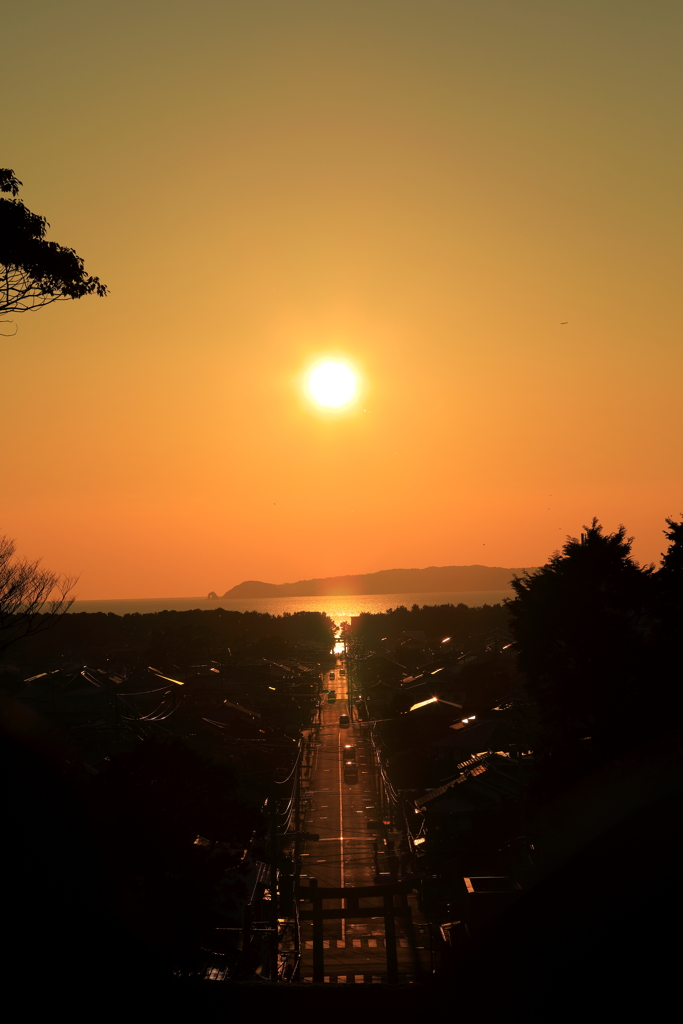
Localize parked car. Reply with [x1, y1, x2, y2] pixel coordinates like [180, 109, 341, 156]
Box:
[339, 713, 350, 727]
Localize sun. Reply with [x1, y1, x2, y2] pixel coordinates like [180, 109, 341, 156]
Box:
[306, 360, 358, 409]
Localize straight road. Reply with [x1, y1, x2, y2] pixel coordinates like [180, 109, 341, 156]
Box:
[298, 658, 431, 984]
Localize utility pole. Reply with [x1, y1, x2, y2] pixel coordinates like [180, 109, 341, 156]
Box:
[294, 743, 302, 855]
[268, 804, 279, 983]
[293, 743, 302, 980]
[345, 652, 352, 720]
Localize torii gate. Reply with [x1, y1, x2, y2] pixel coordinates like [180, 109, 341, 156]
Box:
[298, 879, 423, 984]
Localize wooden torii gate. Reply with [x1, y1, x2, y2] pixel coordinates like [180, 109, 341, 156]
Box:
[299, 879, 423, 984]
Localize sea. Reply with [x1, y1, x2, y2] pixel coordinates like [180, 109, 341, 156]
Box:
[68, 590, 512, 625]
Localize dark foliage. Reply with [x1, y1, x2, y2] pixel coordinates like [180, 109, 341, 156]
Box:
[652, 514, 683, 727]
[1, 606, 336, 673]
[0, 168, 106, 317]
[344, 601, 510, 648]
[455, 650, 524, 704]
[508, 517, 683, 784]
[660, 515, 683, 577]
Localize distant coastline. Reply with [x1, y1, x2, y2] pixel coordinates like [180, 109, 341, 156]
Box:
[70, 589, 513, 619]
[212, 564, 536, 600]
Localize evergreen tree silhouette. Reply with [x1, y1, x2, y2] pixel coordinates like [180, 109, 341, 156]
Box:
[508, 519, 652, 779]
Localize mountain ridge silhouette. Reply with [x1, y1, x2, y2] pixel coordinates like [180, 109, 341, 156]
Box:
[217, 564, 537, 599]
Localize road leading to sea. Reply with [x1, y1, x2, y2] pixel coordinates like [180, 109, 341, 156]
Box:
[298, 657, 431, 984]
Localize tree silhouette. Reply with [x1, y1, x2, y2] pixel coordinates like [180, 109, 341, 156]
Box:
[0, 534, 76, 651]
[0, 169, 106, 323]
[659, 515, 683, 577]
[508, 519, 652, 771]
[654, 515, 683, 725]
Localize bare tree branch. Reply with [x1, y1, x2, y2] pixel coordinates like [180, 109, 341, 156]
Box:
[0, 534, 77, 652]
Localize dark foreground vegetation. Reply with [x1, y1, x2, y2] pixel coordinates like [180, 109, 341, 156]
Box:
[0, 605, 335, 996]
[342, 517, 682, 1015]
[1, 519, 681, 1015]
[1, 605, 336, 677]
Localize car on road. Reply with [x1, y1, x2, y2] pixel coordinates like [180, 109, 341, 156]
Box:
[338, 713, 350, 727]
[329, 672, 335, 680]
[343, 759, 358, 782]
[327, 691, 337, 702]
[339, 669, 345, 677]
[342, 743, 356, 760]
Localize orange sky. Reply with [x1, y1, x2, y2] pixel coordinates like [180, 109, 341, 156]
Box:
[3, 1, 682, 598]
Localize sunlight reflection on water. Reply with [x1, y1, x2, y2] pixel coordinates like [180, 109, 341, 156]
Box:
[70, 589, 512, 626]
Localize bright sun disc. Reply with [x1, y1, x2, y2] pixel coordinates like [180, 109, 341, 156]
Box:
[307, 360, 358, 408]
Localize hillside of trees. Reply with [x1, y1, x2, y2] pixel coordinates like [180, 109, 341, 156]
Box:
[0, 607, 336, 679]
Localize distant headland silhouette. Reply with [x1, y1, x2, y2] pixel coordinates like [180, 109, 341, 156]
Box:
[209, 564, 537, 600]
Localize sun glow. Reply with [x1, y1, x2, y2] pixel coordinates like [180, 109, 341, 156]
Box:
[306, 360, 358, 409]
